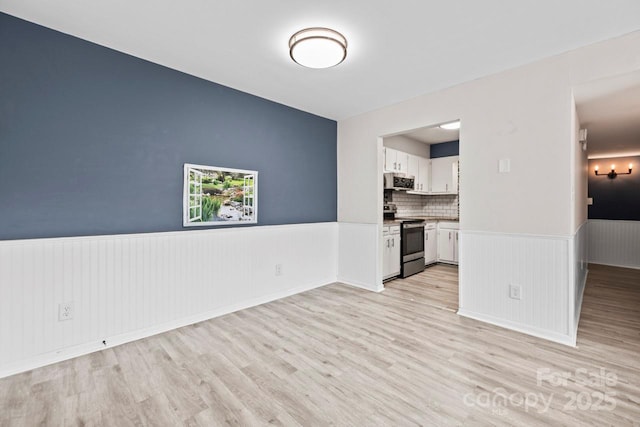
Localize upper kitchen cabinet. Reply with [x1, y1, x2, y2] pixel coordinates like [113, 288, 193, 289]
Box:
[383, 147, 409, 174]
[417, 157, 430, 193]
[406, 155, 430, 193]
[430, 155, 459, 194]
[407, 154, 420, 179]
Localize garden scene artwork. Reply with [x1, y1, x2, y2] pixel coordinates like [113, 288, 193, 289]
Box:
[183, 164, 257, 226]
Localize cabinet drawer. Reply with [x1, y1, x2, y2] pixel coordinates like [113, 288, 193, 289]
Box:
[438, 221, 459, 230]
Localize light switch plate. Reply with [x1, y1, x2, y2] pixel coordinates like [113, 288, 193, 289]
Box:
[499, 159, 511, 173]
[509, 285, 521, 300]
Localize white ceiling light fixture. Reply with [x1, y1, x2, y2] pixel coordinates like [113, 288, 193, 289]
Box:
[289, 27, 347, 69]
[439, 121, 461, 130]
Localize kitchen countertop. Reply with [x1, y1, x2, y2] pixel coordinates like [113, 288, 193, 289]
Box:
[403, 216, 459, 222]
[383, 219, 403, 225]
[383, 217, 459, 225]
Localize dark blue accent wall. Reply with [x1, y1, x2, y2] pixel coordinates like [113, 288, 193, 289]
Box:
[0, 13, 337, 240]
[430, 140, 459, 158]
[588, 156, 640, 221]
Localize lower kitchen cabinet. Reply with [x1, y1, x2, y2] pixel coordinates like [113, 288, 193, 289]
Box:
[437, 224, 459, 264]
[424, 222, 437, 265]
[383, 225, 401, 279]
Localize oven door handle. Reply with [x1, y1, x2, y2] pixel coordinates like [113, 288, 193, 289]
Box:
[403, 223, 425, 229]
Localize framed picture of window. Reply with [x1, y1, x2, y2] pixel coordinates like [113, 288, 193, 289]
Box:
[183, 163, 258, 227]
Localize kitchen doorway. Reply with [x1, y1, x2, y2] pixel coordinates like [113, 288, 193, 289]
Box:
[381, 121, 461, 311]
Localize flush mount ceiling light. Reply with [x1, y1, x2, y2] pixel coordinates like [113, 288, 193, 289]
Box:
[439, 121, 461, 130]
[289, 27, 347, 69]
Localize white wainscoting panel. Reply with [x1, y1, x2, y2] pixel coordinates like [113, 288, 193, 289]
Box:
[588, 220, 640, 270]
[459, 231, 574, 345]
[0, 222, 338, 378]
[337, 222, 382, 292]
[571, 221, 589, 338]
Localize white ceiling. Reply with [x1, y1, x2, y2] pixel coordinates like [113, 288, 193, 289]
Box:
[403, 124, 460, 145]
[2, 0, 640, 120]
[575, 71, 640, 159]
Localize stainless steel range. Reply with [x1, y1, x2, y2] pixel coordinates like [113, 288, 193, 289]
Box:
[400, 219, 425, 278]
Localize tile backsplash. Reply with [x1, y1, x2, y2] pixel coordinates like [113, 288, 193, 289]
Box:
[391, 191, 459, 218]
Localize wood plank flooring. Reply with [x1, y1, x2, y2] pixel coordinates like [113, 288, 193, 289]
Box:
[1, 263, 639, 426]
[384, 264, 459, 312]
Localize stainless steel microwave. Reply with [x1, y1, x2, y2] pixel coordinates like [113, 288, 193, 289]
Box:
[384, 173, 414, 190]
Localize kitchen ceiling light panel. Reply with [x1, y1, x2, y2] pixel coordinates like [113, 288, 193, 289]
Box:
[289, 27, 347, 69]
[440, 121, 461, 130]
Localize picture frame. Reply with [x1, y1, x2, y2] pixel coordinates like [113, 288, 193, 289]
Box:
[183, 163, 258, 227]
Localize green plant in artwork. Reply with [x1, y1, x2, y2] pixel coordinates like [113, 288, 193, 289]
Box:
[201, 196, 221, 221]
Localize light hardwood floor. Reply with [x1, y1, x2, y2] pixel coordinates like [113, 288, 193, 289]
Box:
[384, 263, 459, 312]
[1, 264, 639, 426]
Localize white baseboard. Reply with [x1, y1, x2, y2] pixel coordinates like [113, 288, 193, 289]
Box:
[457, 308, 576, 347]
[589, 262, 640, 271]
[0, 279, 333, 379]
[337, 277, 384, 293]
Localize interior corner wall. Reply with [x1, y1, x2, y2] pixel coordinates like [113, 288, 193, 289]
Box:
[569, 99, 588, 340]
[587, 155, 640, 269]
[572, 102, 589, 232]
[338, 30, 640, 343]
[0, 12, 337, 241]
[0, 13, 339, 377]
[588, 156, 640, 221]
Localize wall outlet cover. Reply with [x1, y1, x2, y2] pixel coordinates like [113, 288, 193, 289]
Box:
[509, 285, 521, 300]
[58, 302, 74, 321]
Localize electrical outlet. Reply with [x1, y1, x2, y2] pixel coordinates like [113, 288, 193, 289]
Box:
[58, 302, 74, 321]
[509, 285, 521, 300]
[275, 264, 283, 276]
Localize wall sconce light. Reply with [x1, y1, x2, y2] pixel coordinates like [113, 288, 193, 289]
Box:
[594, 163, 633, 179]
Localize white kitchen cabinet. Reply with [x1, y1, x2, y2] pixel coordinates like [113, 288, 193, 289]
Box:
[437, 223, 459, 264]
[407, 154, 420, 181]
[424, 222, 437, 265]
[383, 147, 408, 174]
[417, 157, 430, 193]
[430, 156, 459, 194]
[383, 225, 401, 280]
[406, 156, 430, 193]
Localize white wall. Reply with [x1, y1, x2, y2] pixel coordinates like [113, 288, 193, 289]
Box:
[572, 97, 589, 233]
[337, 31, 640, 344]
[0, 223, 338, 378]
[589, 220, 640, 269]
[458, 231, 572, 344]
[337, 223, 381, 292]
[383, 134, 430, 158]
[570, 100, 589, 337]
